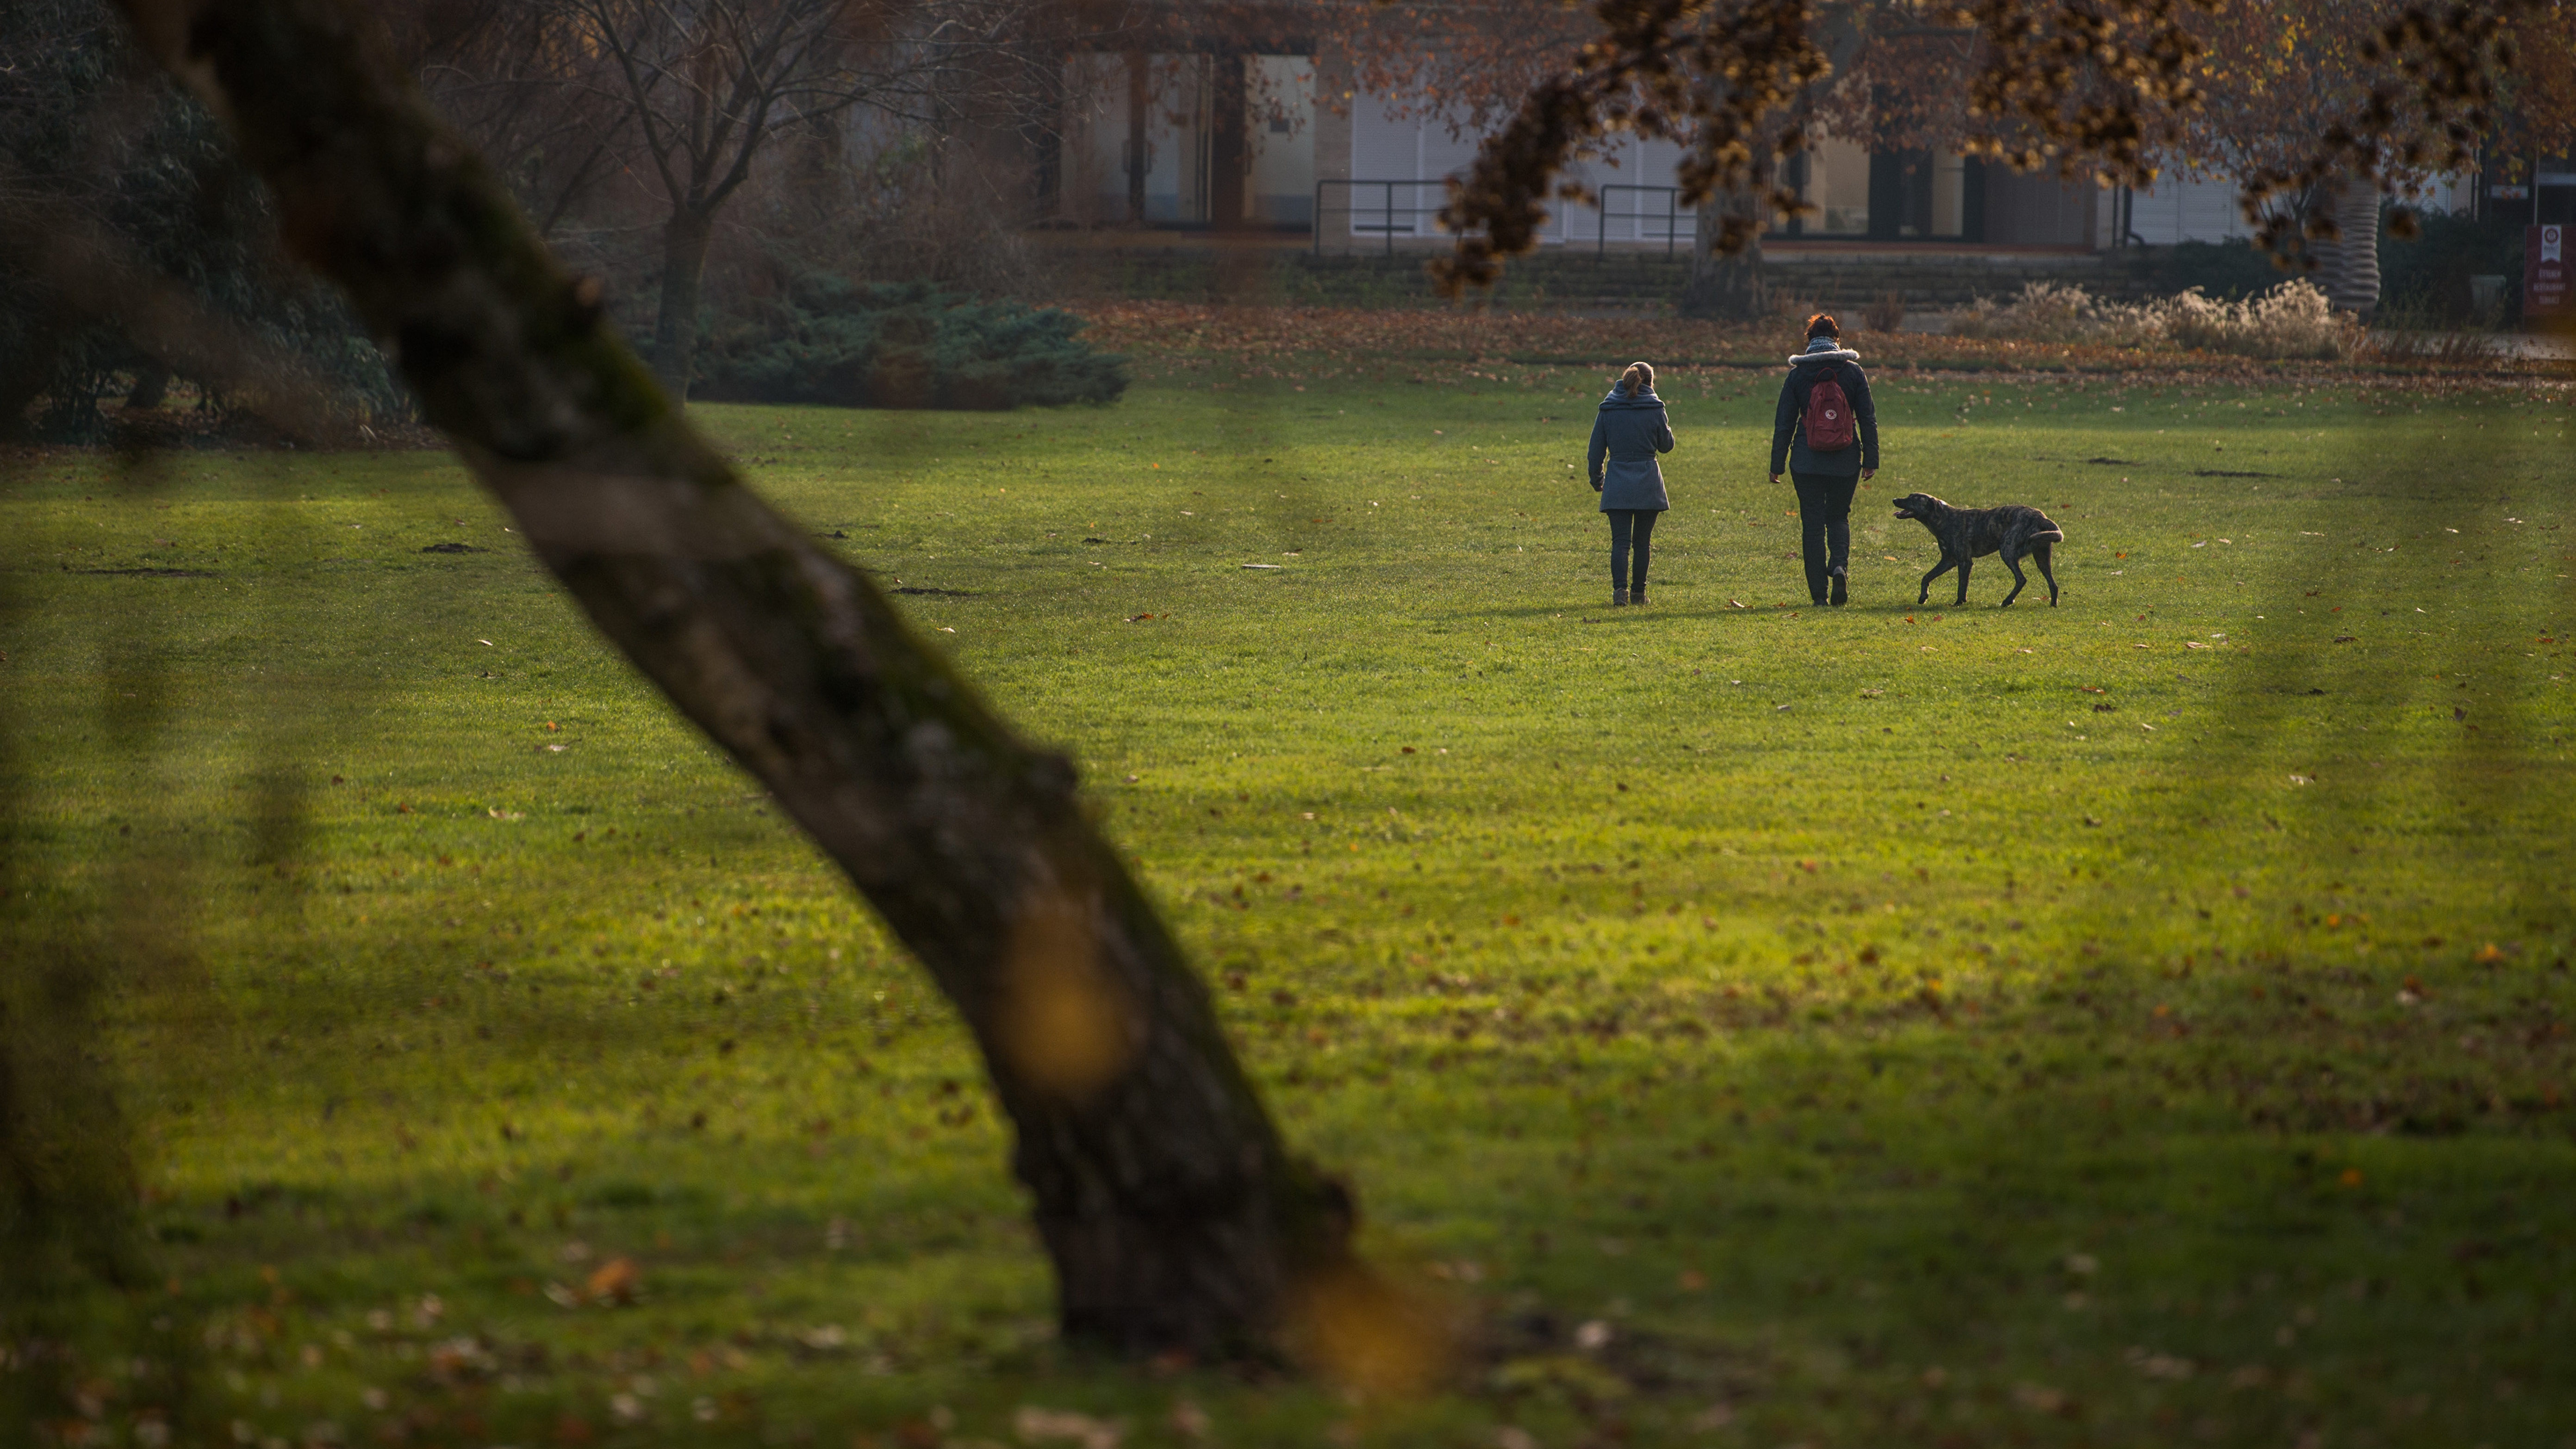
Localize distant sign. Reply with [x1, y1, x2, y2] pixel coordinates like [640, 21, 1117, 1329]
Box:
[2531, 225, 2570, 319]
[2491, 184, 2531, 200]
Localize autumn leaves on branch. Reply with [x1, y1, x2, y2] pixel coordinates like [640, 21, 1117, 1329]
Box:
[1427, 0, 2561, 292]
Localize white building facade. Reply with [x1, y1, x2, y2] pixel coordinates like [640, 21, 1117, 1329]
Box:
[1050, 51, 2472, 251]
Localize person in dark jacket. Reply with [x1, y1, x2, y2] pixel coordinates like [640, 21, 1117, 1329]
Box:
[1587, 360, 1675, 606]
[1768, 313, 1879, 606]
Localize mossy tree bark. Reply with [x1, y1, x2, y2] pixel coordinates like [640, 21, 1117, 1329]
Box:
[110, 0, 1356, 1355]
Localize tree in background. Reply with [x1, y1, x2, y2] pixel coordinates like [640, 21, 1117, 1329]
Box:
[543, 0, 1038, 398]
[388, 0, 641, 240]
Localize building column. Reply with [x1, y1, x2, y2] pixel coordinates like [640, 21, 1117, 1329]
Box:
[1867, 151, 1903, 241]
[1210, 53, 1249, 230]
[1124, 52, 1148, 225]
[1311, 50, 1353, 249]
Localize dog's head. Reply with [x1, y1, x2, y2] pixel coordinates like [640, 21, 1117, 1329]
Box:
[1892, 492, 1945, 522]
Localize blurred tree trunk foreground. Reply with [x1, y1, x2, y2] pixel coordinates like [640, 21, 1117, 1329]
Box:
[109, 0, 1357, 1355]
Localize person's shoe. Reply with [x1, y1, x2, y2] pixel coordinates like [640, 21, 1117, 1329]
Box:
[1828, 565, 1848, 606]
[1630, 587, 1648, 606]
[1612, 589, 1629, 607]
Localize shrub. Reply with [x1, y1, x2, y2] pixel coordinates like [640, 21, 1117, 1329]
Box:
[2153, 280, 2355, 360]
[693, 278, 1126, 410]
[1948, 278, 2359, 360]
[2135, 240, 2294, 301]
[2378, 212, 2523, 325]
[3, 0, 404, 443]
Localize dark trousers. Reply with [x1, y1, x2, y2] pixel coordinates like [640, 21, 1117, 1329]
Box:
[1607, 508, 1659, 592]
[1791, 471, 1859, 601]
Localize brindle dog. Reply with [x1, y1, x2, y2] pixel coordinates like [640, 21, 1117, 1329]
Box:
[1892, 492, 2064, 607]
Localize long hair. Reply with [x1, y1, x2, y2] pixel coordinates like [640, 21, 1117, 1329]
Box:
[1618, 361, 1655, 396]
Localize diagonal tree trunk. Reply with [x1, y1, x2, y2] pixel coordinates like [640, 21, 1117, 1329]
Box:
[111, 0, 1358, 1355]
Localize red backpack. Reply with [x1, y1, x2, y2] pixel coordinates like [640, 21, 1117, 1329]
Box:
[1804, 373, 1856, 452]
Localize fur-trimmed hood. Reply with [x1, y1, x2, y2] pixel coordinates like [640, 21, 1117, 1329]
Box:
[1788, 346, 1861, 366]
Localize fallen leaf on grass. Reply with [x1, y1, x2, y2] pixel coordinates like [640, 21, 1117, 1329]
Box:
[585, 1257, 641, 1304]
[487, 807, 523, 821]
[2012, 1383, 2072, 1414]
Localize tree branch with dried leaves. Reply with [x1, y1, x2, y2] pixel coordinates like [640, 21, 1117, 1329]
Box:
[1431, 0, 2551, 293]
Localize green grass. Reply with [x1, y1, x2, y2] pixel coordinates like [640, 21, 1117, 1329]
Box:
[5, 360, 2574, 1449]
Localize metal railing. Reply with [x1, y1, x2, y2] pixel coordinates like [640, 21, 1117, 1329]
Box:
[1313, 178, 1452, 256]
[1313, 178, 1699, 258]
[1595, 184, 1696, 256]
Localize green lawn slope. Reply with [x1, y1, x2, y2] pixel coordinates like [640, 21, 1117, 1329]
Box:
[3, 355, 2571, 1449]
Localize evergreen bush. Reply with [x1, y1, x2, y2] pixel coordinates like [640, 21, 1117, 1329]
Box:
[1, 0, 403, 443]
[2134, 240, 2296, 301]
[693, 279, 1127, 410]
[2379, 212, 2524, 325]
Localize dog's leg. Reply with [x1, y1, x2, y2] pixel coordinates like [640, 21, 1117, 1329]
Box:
[1917, 556, 1956, 605]
[2033, 541, 2059, 606]
[1997, 550, 2028, 607]
[1953, 556, 1972, 606]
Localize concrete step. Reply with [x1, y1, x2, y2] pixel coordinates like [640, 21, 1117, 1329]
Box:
[1061, 245, 2168, 312]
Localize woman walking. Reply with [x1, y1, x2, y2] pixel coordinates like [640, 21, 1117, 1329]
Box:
[1587, 361, 1674, 606]
[1768, 314, 1879, 606]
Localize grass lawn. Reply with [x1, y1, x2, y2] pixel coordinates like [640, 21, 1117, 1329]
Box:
[4, 343, 2574, 1449]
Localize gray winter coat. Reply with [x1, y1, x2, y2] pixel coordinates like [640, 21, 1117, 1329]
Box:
[1587, 386, 1674, 512]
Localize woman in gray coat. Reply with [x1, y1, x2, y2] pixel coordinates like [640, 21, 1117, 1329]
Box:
[1587, 361, 1675, 606]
